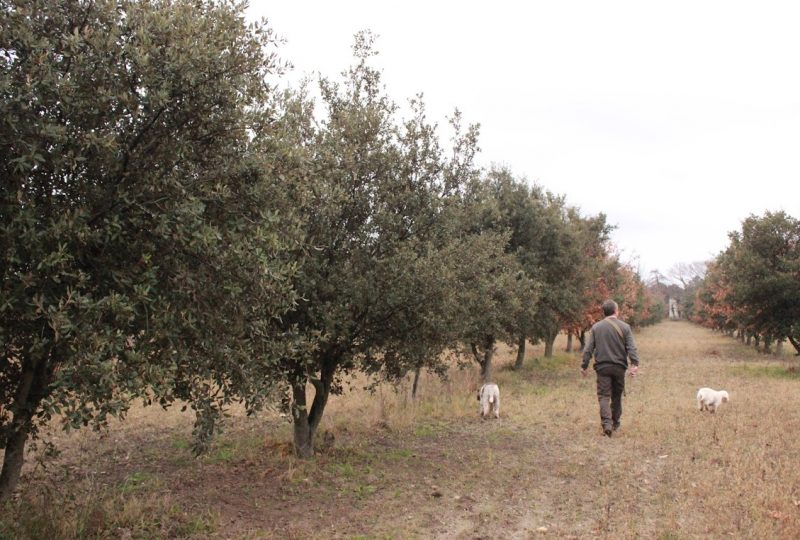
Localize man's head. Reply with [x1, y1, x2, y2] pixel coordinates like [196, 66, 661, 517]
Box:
[602, 299, 618, 317]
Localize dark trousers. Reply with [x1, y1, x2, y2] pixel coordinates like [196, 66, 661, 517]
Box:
[596, 365, 626, 429]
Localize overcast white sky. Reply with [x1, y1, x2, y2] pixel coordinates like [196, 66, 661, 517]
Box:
[248, 1, 800, 278]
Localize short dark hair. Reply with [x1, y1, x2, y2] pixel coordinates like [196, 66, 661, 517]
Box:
[602, 300, 618, 317]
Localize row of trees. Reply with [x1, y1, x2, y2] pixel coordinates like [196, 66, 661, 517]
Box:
[692, 211, 800, 355]
[0, 0, 659, 499]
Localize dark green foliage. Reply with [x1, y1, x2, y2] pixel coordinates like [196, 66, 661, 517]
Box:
[482, 167, 612, 356]
[454, 168, 539, 373]
[276, 34, 494, 456]
[0, 0, 299, 497]
[720, 212, 800, 352]
[1, 0, 657, 484]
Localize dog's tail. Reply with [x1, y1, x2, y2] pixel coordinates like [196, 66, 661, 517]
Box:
[488, 395, 494, 404]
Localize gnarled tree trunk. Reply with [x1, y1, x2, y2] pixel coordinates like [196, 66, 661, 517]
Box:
[471, 334, 495, 383]
[513, 335, 526, 370]
[291, 379, 314, 459]
[290, 361, 335, 459]
[544, 331, 557, 358]
[787, 336, 800, 355]
[565, 332, 574, 353]
[0, 422, 31, 502]
[578, 329, 586, 352]
[0, 354, 51, 502]
[411, 366, 422, 399]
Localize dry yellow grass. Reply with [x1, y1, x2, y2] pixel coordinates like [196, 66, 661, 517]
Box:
[3, 320, 800, 538]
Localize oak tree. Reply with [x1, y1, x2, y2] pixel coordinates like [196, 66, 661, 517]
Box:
[0, 0, 299, 499]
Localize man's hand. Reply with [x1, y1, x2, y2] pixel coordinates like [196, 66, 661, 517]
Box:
[629, 365, 639, 377]
[581, 368, 588, 378]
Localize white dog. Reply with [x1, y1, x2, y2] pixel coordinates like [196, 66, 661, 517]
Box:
[697, 387, 729, 413]
[478, 383, 500, 419]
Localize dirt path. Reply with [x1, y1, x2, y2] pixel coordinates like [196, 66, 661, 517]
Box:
[8, 321, 800, 538]
[408, 321, 800, 539]
[206, 321, 800, 538]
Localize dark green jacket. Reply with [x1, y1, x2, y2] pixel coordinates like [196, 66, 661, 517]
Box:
[581, 316, 640, 371]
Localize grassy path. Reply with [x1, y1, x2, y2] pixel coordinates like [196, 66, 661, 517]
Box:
[419, 320, 800, 539]
[305, 320, 800, 538]
[4, 321, 800, 538]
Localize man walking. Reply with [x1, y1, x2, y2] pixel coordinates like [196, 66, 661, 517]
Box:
[581, 300, 640, 437]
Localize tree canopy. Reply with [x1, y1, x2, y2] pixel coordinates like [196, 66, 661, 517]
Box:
[694, 211, 800, 354]
[1, 0, 662, 498]
[0, 0, 300, 498]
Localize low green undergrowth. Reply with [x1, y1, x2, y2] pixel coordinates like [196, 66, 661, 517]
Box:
[729, 362, 800, 380]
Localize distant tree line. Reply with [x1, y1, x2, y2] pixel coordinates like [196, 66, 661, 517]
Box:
[647, 261, 706, 321]
[0, 0, 661, 498]
[692, 211, 800, 355]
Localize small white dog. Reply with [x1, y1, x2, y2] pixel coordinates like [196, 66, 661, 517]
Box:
[477, 383, 500, 419]
[697, 387, 729, 413]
